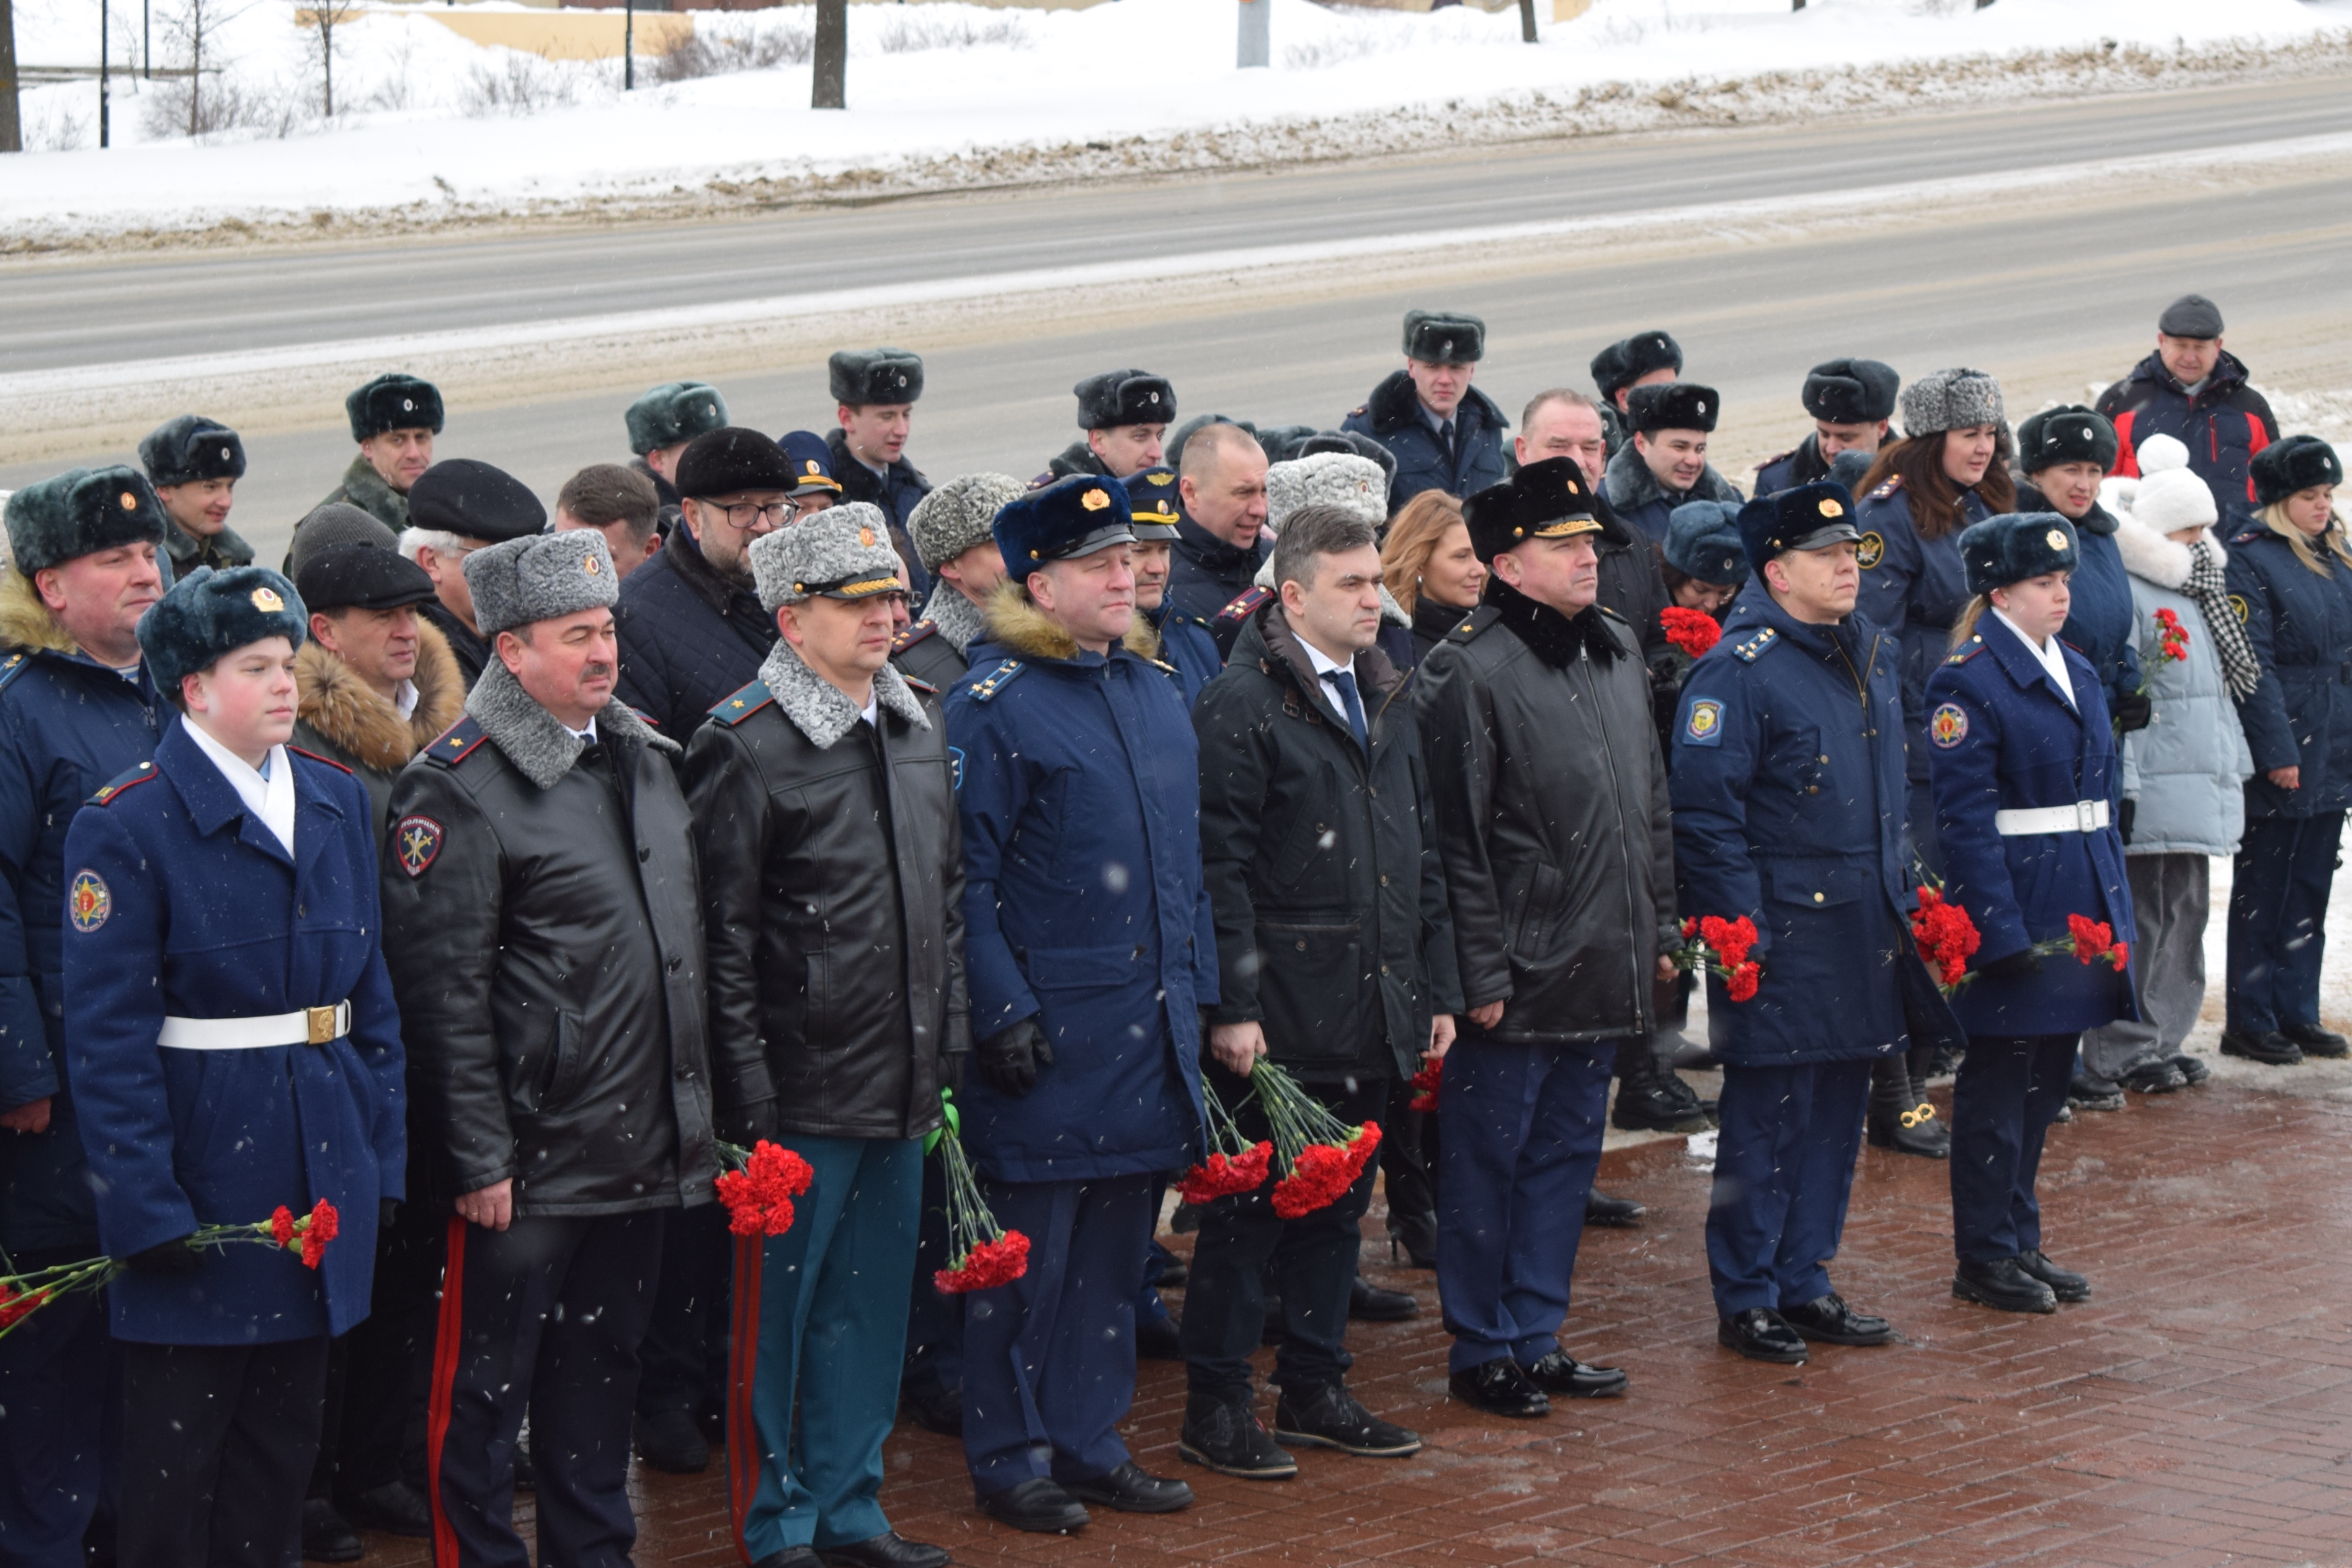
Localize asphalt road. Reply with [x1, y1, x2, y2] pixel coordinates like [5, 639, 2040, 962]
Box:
[7, 73, 2352, 562]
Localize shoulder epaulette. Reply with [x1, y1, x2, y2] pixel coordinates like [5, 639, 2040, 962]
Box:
[902, 673, 940, 696]
[287, 745, 354, 775]
[2230, 525, 2266, 546]
[1348, 405, 1368, 418]
[968, 659, 1025, 703]
[1868, 477, 1903, 501]
[1758, 448, 1796, 469]
[1445, 606, 1498, 644]
[1597, 604, 1628, 623]
[1945, 633, 1986, 665]
[0, 651, 32, 699]
[89, 760, 160, 806]
[1731, 626, 1780, 662]
[424, 716, 490, 768]
[892, 621, 939, 654]
[1215, 586, 1271, 625]
[711, 680, 775, 726]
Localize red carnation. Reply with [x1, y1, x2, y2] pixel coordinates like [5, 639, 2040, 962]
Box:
[1660, 607, 1722, 659]
[2111, 941, 2129, 969]
[2067, 913, 2113, 964]
[1407, 1057, 1441, 1113]
[1681, 917, 1698, 939]
[1698, 915, 1758, 971]
[269, 1206, 296, 1250]
[935, 1230, 1031, 1294]
[300, 1200, 339, 1270]
[1726, 961, 1761, 1003]
[1911, 886, 1982, 988]
[715, 1140, 816, 1239]
[1178, 1141, 1272, 1205]
[1272, 1142, 1358, 1219]
[0, 1283, 47, 1330]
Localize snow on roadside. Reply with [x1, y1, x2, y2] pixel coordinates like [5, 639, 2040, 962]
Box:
[2, 0, 2349, 248]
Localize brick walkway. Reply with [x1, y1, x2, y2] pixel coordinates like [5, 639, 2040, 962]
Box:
[369, 1061, 2352, 1567]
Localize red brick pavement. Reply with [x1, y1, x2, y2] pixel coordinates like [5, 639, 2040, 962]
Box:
[367, 1076, 2352, 1567]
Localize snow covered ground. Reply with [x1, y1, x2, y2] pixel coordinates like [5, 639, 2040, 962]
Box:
[5, 0, 2351, 245]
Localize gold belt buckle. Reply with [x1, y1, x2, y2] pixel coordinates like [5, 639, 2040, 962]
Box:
[306, 1005, 337, 1046]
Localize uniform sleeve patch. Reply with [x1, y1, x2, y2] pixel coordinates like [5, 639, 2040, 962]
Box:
[1683, 698, 1724, 746]
[1856, 531, 1885, 570]
[394, 815, 445, 880]
[1930, 702, 1970, 748]
[2229, 593, 2249, 624]
[68, 870, 110, 932]
[949, 746, 965, 791]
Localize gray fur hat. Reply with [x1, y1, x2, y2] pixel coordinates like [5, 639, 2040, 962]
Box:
[138, 566, 308, 695]
[829, 348, 924, 407]
[5, 466, 171, 578]
[907, 474, 1024, 572]
[625, 381, 730, 457]
[288, 502, 399, 581]
[463, 530, 619, 638]
[140, 414, 247, 489]
[1267, 453, 1388, 530]
[1900, 368, 2004, 438]
[751, 502, 902, 612]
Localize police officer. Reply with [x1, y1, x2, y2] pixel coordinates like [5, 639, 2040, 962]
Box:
[1672, 483, 1965, 1364]
[1602, 382, 1742, 545]
[1125, 465, 1222, 705]
[1588, 329, 1682, 460]
[1753, 359, 1899, 496]
[1170, 424, 1272, 657]
[1043, 370, 1177, 481]
[315, 372, 443, 536]
[64, 563, 407, 1568]
[1927, 514, 2135, 1314]
[2018, 407, 2146, 732]
[892, 473, 1025, 693]
[0, 468, 169, 1568]
[945, 475, 1214, 1533]
[827, 349, 933, 600]
[626, 379, 732, 528]
[1340, 310, 1508, 509]
[140, 413, 256, 575]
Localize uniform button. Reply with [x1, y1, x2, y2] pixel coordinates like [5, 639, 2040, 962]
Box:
[1379, 874, 1390, 886]
[1808, 785, 1819, 794]
[1812, 891, 1825, 903]
[1296, 940, 1307, 951]
[297, 904, 307, 918]
[1368, 786, 1379, 798]
[1380, 964, 1390, 974]
[1818, 755, 1829, 764]
[667, 958, 682, 974]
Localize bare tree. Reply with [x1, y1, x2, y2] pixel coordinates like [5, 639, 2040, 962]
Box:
[0, 0, 20, 153]
[307, 0, 355, 117]
[159, 0, 255, 137]
[812, 0, 844, 109]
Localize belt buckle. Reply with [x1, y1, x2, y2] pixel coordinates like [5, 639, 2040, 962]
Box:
[306, 1005, 336, 1046]
[2077, 801, 2096, 833]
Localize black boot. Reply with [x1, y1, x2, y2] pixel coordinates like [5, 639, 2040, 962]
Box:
[1866, 1056, 1948, 1158]
[1610, 1039, 1712, 1133]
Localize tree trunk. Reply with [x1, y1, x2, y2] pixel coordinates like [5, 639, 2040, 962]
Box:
[0, 0, 22, 154]
[1518, 0, 1537, 43]
[812, 0, 845, 110]
[321, 8, 334, 117]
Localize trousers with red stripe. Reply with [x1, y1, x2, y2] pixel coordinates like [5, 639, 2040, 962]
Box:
[427, 1212, 665, 1568]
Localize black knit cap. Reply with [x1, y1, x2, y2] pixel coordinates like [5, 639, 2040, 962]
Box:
[295, 542, 438, 615]
[2016, 406, 2119, 474]
[2252, 435, 2343, 508]
[675, 427, 797, 500]
[406, 460, 546, 545]
[1626, 381, 1720, 436]
[1463, 458, 1613, 565]
[139, 414, 247, 489]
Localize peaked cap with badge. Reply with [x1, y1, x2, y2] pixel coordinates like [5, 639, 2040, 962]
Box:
[1463, 457, 1613, 564]
[625, 381, 731, 457]
[463, 529, 619, 638]
[139, 414, 248, 489]
[2016, 405, 2119, 474]
[406, 459, 547, 545]
[1959, 512, 2079, 597]
[1120, 466, 1183, 541]
[1074, 370, 1175, 430]
[1800, 359, 1900, 426]
[1736, 481, 1861, 568]
[995, 473, 1135, 569]
[829, 347, 925, 407]
[137, 565, 308, 695]
[777, 430, 843, 497]
[750, 502, 903, 612]
[1626, 381, 1721, 436]
[1402, 310, 1485, 365]
[1590, 330, 1683, 402]
[4, 465, 171, 577]
[346, 373, 444, 443]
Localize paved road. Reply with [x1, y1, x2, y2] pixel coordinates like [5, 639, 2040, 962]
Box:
[7, 74, 2352, 561]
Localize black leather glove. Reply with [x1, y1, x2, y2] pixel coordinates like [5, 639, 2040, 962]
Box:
[2118, 798, 2136, 845]
[127, 1236, 201, 1276]
[978, 1019, 1051, 1097]
[719, 1099, 778, 1149]
[1977, 948, 2044, 984]
[2113, 692, 2153, 733]
[380, 1198, 400, 1232]
[942, 1050, 968, 1097]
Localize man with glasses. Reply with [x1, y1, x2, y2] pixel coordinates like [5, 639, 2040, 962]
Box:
[400, 459, 550, 692]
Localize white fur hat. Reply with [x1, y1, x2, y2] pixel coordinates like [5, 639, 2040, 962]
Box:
[2128, 434, 2216, 535]
[1265, 452, 1388, 531]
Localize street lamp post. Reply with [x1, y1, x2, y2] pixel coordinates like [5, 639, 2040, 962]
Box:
[99, 0, 109, 146]
[623, 0, 633, 89]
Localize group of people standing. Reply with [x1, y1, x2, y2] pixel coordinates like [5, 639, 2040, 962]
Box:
[0, 288, 2345, 1568]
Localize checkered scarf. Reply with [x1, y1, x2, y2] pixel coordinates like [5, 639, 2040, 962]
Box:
[2185, 538, 2261, 700]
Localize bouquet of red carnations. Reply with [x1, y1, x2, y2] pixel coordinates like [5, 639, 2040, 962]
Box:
[1248, 1060, 1381, 1219]
[927, 1098, 1031, 1294]
[0, 1198, 340, 1340]
[1178, 1072, 1274, 1206]
[1670, 914, 1762, 1002]
[714, 1139, 814, 1238]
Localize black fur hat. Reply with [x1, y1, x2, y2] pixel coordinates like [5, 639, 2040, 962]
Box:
[1074, 370, 1175, 430]
[2016, 406, 2119, 474]
[5, 465, 171, 578]
[675, 427, 796, 501]
[829, 348, 924, 407]
[139, 414, 247, 489]
[1664, 501, 1748, 586]
[345, 374, 443, 443]
[1800, 359, 1899, 425]
[138, 566, 308, 696]
[407, 460, 546, 544]
[625, 381, 730, 457]
[2252, 435, 2344, 508]
[1960, 512, 2079, 596]
[1589, 330, 1682, 402]
[1464, 458, 1613, 565]
[1402, 311, 1485, 365]
[1626, 381, 1720, 436]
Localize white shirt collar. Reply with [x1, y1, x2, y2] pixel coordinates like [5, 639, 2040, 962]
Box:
[1992, 607, 2077, 710]
[394, 679, 419, 721]
[564, 716, 599, 743]
[183, 719, 297, 855]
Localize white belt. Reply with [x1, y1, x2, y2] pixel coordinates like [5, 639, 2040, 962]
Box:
[1993, 801, 2110, 836]
[158, 1002, 350, 1051]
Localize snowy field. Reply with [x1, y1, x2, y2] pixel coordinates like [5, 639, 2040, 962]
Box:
[4, 0, 2351, 245]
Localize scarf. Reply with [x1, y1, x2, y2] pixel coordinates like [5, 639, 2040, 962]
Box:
[2185, 538, 2261, 700]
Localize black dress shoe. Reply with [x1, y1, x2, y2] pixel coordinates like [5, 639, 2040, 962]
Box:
[1585, 1188, 1646, 1227]
[301, 1499, 362, 1564]
[1273, 1381, 1422, 1457]
[2221, 1030, 2304, 1066]
[1521, 1349, 1628, 1398]
[1061, 1461, 1192, 1513]
[1953, 1256, 2057, 1314]
[1348, 1277, 1418, 1322]
[2016, 1248, 2090, 1303]
[1779, 1293, 1892, 1346]
[633, 1407, 710, 1474]
[1611, 1075, 1713, 1133]
[2170, 1053, 2212, 1085]
[976, 1478, 1089, 1534]
[1717, 1308, 1807, 1364]
[899, 1381, 963, 1438]
[751, 1551, 824, 1568]
[2066, 1073, 2124, 1112]
[2118, 1059, 2186, 1094]
[817, 1531, 951, 1568]
[1135, 1313, 1183, 1360]
[1178, 1393, 1298, 1478]
[1866, 1101, 1950, 1158]
[1447, 1357, 1548, 1419]
[2283, 1022, 2351, 1058]
[337, 1478, 432, 1539]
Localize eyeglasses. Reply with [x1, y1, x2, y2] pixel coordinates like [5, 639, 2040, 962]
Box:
[710, 500, 790, 531]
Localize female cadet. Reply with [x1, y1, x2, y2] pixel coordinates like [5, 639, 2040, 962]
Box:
[1926, 515, 2136, 1317]
[2222, 435, 2352, 1066]
[62, 565, 406, 1567]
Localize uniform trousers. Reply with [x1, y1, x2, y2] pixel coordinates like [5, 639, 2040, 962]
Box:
[960, 1173, 1154, 1497]
[1181, 1072, 1386, 1398]
[2084, 853, 2212, 1077]
[636, 1206, 731, 1430]
[900, 1152, 964, 1407]
[0, 1254, 108, 1568]
[1706, 1059, 1871, 1317]
[2227, 812, 2344, 1035]
[311, 1200, 444, 1502]
[1435, 1035, 1612, 1376]
[729, 1136, 919, 1561]
[1950, 1033, 2078, 1263]
[427, 1211, 664, 1568]
[117, 1335, 331, 1568]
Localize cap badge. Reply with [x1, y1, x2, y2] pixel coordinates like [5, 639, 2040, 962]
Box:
[1148, 392, 1160, 405]
[1148, 471, 1173, 486]
[1818, 497, 1844, 518]
[118, 491, 137, 510]
[220, 446, 232, 460]
[859, 526, 877, 547]
[584, 556, 600, 576]
[2046, 528, 2068, 551]
[1081, 489, 1110, 512]
[806, 461, 821, 475]
[402, 398, 414, 412]
[1442, 339, 1454, 355]
[1696, 399, 1709, 415]
[250, 587, 283, 612]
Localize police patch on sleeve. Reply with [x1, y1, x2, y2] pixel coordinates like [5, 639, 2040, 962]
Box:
[1930, 702, 1969, 749]
[1855, 531, 1884, 570]
[68, 870, 109, 932]
[2229, 593, 2249, 624]
[1683, 698, 1724, 747]
[395, 815, 445, 880]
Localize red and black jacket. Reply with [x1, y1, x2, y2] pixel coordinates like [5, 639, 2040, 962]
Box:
[2096, 350, 2278, 514]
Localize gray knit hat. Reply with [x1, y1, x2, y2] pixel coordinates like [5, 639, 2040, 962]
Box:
[907, 474, 1025, 572]
[751, 503, 902, 613]
[463, 530, 618, 638]
[1900, 368, 2003, 437]
[1267, 452, 1388, 530]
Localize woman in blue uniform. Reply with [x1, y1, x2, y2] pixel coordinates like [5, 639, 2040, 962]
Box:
[2222, 435, 2352, 1065]
[1925, 515, 2136, 1317]
[2016, 406, 2145, 726]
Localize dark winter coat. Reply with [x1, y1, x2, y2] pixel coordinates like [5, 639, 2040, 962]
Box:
[419, 600, 490, 693]
[163, 519, 254, 578]
[1754, 435, 1832, 497]
[889, 586, 987, 692]
[1340, 373, 1509, 512]
[2226, 519, 2352, 819]
[290, 623, 468, 839]
[380, 664, 723, 1216]
[1194, 607, 1462, 1081]
[826, 430, 935, 605]
[316, 457, 409, 536]
[2097, 350, 2279, 515]
[1854, 478, 1996, 785]
[1144, 600, 1223, 708]
[1601, 441, 1743, 546]
[613, 523, 777, 743]
[1415, 582, 1675, 1044]
[1409, 592, 1475, 666]
[684, 644, 968, 1144]
[1040, 441, 1113, 484]
[2018, 487, 2142, 711]
[1167, 513, 1272, 658]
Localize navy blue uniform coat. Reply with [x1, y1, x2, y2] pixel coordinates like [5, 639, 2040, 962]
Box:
[1854, 478, 1993, 788]
[2226, 521, 2352, 819]
[1340, 373, 1508, 512]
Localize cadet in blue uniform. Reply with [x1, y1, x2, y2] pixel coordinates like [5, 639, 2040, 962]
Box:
[63, 564, 406, 1568]
[1340, 311, 1509, 510]
[1125, 465, 1223, 705]
[1601, 381, 1742, 546]
[2222, 436, 2352, 1065]
[0, 469, 169, 1568]
[944, 476, 1216, 1534]
[1927, 515, 2136, 1315]
[1672, 483, 1966, 1365]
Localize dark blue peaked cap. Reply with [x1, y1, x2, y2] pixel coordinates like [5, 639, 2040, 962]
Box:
[994, 474, 1135, 571]
[1737, 481, 1860, 569]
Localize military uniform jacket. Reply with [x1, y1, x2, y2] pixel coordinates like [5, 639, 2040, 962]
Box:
[826, 432, 935, 604]
[1854, 478, 1995, 785]
[63, 720, 406, 1344]
[0, 589, 164, 1254]
[1145, 602, 1222, 708]
[1926, 615, 2137, 1036]
[2227, 520, 2352, 819]
[1755, 434, 1832, 497]
[316, 457, 409, 537]
[944, 600, 1218, 1184]
[2020, 487, 2143, 713]
[163, 519, 256, 577]
[1340, 373, 1508, 511]
[1670, 588, 1963, 1066]
[1167, 515, 1271, 660]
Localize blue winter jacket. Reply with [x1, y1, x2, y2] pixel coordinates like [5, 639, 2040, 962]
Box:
[1340, 373, 1508, 512]
[1854, 478, 1995, 785]
[2226, 519, 2352, 819]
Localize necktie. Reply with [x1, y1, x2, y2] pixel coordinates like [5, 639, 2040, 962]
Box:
[1322, 668, 1369, 750]
[1439, 419, 1456, 464]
